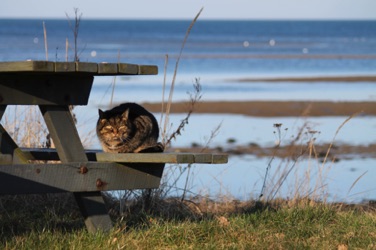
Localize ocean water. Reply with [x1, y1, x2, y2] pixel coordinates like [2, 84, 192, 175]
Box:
[1, 19, 376, 76]
[1, 19, 376, 202]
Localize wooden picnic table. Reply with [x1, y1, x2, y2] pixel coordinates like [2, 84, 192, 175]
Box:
[0, 61, 228, 233]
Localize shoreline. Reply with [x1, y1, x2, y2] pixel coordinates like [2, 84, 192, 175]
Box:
[140, 100, 376, 159]
[142, 101, 376, 117]
[229, 75, 376, 83]
[168, 143, 376, 160]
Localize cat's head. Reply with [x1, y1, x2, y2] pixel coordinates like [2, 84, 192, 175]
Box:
[97, 108, 133, 150]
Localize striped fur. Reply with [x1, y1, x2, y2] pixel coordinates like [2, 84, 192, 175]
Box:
[96, 103, 163, 153]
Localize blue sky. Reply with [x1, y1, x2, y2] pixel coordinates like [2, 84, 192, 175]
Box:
[2, 0, 376, 20]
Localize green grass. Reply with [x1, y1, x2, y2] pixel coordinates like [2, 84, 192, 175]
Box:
[1, 197, 375, 249]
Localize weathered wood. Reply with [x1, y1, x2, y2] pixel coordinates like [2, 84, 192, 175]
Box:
[98, 63, 118, 74]
[212, 154, 228, 164]
[0, 162, 164, 194]
[74, 192, 113, 232]
[0, 75, 93, 105]
[0, 124, 36, 164]
[0, 105, 35, 164]
[118, 63, 139, 74]
[95, 152, 198, 163]
[39, 105, 88, 162]
[0, 61, 158, 76]
[24, 149, 229, 164]
[55, 62, 76, 72]
[0, 61, 54, 72]
[138, 65, 158, 75]
[39, 105, 113, 232]
[0, 105, 5, 120]
[75, 62, 98, 73]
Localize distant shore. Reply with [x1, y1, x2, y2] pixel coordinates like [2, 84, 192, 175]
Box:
[168, 143, 376, 160]
[229, 75, 376, 83]
[142, 101, 376, 117]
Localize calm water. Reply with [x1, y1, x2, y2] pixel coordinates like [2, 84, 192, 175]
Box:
[1, 19, 376, 202]
[1, 19, 376, 76]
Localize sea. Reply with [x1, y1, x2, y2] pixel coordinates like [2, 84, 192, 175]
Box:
[1, 19, 376, 202]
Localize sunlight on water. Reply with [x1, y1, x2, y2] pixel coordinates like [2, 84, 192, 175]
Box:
[167, 156, 376, 203]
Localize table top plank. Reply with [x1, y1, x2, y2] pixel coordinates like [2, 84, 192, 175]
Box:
[0, 61, 158, 76]
[118, 63, 139, 74]
[54, 62, 76, 72]
[75, 62, 98, 73]
[0, 61, 54, 72]
[98, 63, 118, 74]
[139, 65, 158, 75]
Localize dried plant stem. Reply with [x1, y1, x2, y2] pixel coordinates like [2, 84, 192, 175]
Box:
[162, 7, 203, 145]
[181, 123, 221, 201]
[321, 112, 361, 166]
[43, 21, 48, 61]
[65, 38, 69, 62]
[164, 80, 202, 147]
[347, 171, 368, 197]
[66, 8, 82, 62]
[109, 50, 121, 107]
[160, 54, 169, 134]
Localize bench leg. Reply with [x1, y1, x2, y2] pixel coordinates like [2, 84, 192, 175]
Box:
[0, 105, 36, 164]
[74, 192, 113, 233]
[0, 105, 5, 120]
[39, 105, 113, 233]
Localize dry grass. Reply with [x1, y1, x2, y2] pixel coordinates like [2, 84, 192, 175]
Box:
[2, 106, 49, 148]
[258, 112, 362, 203]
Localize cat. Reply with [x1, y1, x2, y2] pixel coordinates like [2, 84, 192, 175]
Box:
[96, 103, 164, 153]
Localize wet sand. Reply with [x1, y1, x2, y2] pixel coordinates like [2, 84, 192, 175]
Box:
[139, 75, 376, 158]
[140, 100, 376, 158]
[142, 101, 376, 117]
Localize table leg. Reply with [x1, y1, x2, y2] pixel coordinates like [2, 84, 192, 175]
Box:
[39, 105, 113, 233]
[0, 105, 6, 120]
[0, 105, 35, 164]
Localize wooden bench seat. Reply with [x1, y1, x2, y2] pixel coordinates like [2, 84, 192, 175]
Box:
[0, 148, 228, 195]
[23, 148, 228, 164]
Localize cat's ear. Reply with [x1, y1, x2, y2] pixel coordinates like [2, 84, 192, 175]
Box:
[122, 108, 130, 120]
[98, 109, 105, 119]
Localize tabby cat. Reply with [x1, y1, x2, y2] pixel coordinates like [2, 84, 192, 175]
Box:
[96, 103, 163, 153]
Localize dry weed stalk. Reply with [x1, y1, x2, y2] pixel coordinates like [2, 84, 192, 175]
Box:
[43, 21, 48, 61]
[163, 79, 202, 148]
[66, 8, 82, 62]
[2, 106, 49, 148]
[161, 7, 203, 148]
[260, 113, 360, 203]
[180, 122, 221, 201]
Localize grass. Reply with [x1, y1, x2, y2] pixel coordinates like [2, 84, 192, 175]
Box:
[1, 198, 376, 249]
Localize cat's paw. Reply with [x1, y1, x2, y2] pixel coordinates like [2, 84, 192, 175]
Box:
[139, 143, 164, 153]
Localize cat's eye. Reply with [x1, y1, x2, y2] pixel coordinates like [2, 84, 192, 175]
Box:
[104, 126, 113, 131]
[118, 125, 127, 131]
